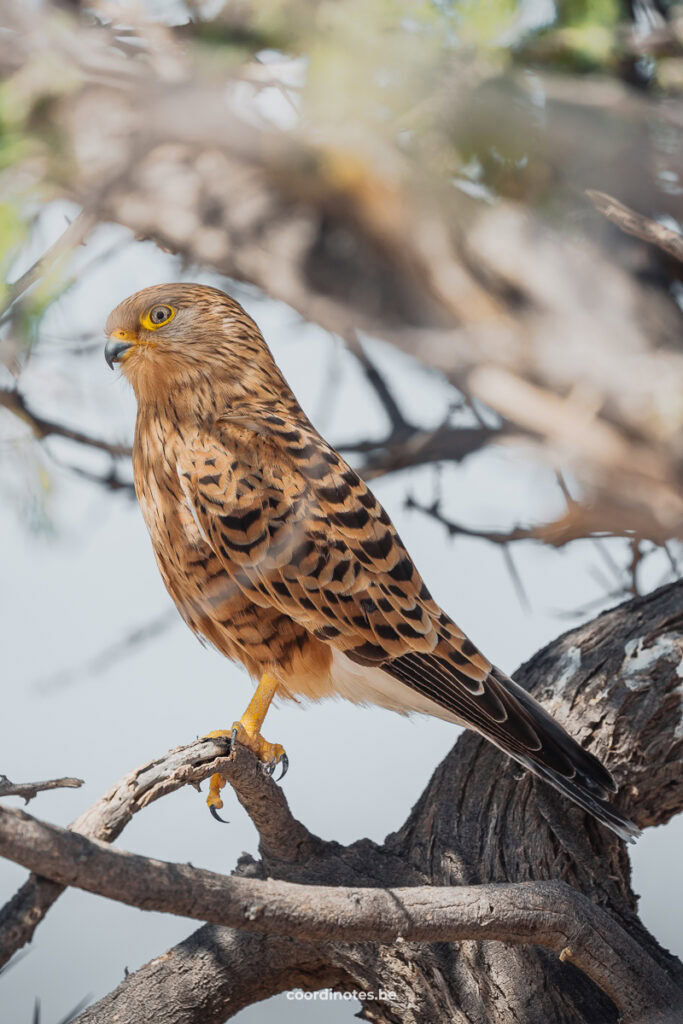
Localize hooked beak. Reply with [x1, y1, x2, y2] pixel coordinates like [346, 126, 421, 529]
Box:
[105, 330, 137, 369]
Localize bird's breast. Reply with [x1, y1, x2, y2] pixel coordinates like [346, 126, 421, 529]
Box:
[131, 421, 330, 684]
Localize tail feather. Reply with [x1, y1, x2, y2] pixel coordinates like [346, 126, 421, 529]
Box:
[385, 652, 640, 843]
[488, 669, 640, 841]
[510, 749, 641, 843]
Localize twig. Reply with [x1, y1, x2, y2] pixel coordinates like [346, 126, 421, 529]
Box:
[341, 423, 497, 480]
[49, 455, 136, 494]
[501, 543, 530, 611]
[33, 609, 178, 693]
[0, 388, 132, 457]
[405, 494, 633, 549]
[338, 332, 501, 479]
[586, 189, 683, 264]
[1, 211, 97, 317]
[344, 332, 413, 440]
[0, 804, 676, 1023]
[0, 775, 83, 804]
[628, 536, 644, 597]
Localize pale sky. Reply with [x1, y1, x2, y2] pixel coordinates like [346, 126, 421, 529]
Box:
[1, 205, 681, 1023]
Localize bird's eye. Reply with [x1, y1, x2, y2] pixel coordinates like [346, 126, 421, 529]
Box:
[140, 304, 175, 330]
[150, 305, 172, 325]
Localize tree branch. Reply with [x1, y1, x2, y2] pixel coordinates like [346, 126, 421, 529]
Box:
[404, 494, 637, 549]
[73, 925, 343, 1024]
[0, 804, 677, 1023]
[587, 189, 683, 264]
[0, 387, 132, 458]
[1, 585, 681, 1021]
[344, 332, 414, 440]
[1, 210, 97, 317]
[341, 422, 498, 481]
[0, 737, 317, 969]
[0, 775, 83, 804]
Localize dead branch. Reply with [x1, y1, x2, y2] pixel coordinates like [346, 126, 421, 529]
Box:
[0, 736, 317, 969]
[0, 775, 83, 803]
[0, 803, 677, 1022]
[587, 189, 683, 263]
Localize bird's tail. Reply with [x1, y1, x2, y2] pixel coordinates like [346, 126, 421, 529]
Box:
[487, 667, 641, 844]
[385, 646, 640, 842]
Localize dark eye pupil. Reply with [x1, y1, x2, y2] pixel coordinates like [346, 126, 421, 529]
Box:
[152, 306, 168, 323]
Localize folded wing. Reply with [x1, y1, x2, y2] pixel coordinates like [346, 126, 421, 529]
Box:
[177, 410, 639, 842]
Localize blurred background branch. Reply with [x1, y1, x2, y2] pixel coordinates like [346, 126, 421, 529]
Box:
[1, 0, 681, 575]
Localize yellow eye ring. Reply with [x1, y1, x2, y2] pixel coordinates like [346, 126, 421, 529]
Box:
[140, 304, 175, 330]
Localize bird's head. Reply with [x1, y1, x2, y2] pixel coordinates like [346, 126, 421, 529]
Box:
[105, 283, 278, 405]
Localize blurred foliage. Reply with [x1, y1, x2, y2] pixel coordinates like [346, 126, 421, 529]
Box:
[143, 0, 683, 211]
[0, 0, 680, 243]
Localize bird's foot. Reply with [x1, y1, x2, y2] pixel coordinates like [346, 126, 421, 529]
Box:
[203, 730, 232, 821]
[203, 672, 286, 821]
[229, 720, 289, 781]
[203, 722, 288, 821]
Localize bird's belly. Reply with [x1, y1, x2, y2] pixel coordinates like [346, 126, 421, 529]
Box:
[136, 484, 330, 694]
[155, 536, 334, 691]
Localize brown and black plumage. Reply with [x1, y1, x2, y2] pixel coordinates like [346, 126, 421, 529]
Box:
[105, 283, 639, 841]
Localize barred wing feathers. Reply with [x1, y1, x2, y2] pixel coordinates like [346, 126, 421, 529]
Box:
[178, 411, 639, 843]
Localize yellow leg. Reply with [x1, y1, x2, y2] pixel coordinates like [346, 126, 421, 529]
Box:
[205, 672, 287, 816]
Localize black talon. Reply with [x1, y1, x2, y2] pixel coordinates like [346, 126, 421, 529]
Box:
[262, 760, 276, 777]
[209, 805, 229, 824]
[230, 726, 238, 752]
[277, 753, 289, 781]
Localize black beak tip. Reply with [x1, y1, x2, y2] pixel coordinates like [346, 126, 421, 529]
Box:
[104, 339, 133, 370]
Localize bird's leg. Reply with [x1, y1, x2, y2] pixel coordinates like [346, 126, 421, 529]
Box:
[205, 672, 288, 816]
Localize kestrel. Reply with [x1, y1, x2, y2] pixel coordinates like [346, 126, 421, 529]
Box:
[105, 283, 639, 842]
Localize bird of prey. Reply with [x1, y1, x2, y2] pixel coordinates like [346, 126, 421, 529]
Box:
[105, 283, 639, 842]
